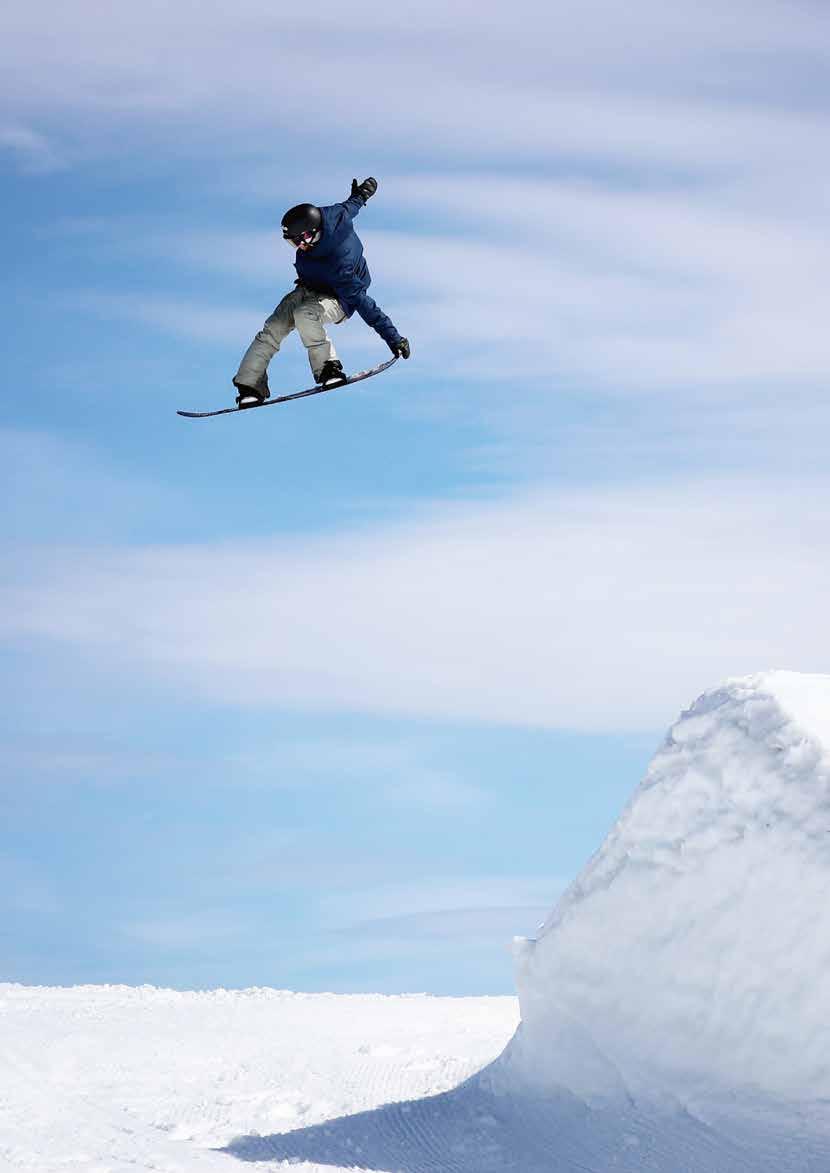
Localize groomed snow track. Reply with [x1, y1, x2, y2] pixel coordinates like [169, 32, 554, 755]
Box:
[225, 1066, 830, 1172]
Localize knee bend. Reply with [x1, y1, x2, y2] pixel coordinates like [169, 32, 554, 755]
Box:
[260, 312, 291, 342]
[293, 305, 320, 328]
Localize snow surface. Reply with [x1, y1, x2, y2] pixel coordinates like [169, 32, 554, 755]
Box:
[0, 984, 516, 1172]
[7, 671, 830, 1172]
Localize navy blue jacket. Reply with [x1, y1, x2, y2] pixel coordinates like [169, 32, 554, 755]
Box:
[292, 194, 402, 349]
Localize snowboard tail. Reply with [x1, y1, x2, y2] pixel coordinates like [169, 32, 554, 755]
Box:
[177, 356, 399, 419]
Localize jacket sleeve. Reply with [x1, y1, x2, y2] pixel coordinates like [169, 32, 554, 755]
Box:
[332, 269, 401, 346]
[352, 290, 402, 347]
[319, 198, 364, 229]
[340, 193, 366, 221]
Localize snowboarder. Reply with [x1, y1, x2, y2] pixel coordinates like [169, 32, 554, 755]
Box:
[232, 177, 411, 408]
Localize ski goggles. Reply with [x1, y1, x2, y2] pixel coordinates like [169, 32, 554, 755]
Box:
[283, 228, 319, 250]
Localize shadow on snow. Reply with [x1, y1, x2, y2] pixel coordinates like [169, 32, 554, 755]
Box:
[220, 1063, 823, 1173]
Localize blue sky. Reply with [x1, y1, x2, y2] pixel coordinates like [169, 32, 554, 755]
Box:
[2, 0, 830, 993]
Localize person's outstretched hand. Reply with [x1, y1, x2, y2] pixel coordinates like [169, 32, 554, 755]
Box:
[351, 177, 378, 203]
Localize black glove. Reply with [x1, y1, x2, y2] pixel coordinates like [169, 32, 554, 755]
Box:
[351, 176, 378, 204]
[391, 337, 410, 359]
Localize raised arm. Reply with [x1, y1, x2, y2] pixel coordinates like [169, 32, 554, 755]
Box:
[341, 176, 378, 219]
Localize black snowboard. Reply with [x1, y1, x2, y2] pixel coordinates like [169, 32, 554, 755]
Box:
[177, 355, 399, 419]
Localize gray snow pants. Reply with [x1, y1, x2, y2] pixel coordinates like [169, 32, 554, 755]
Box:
[234, 285, 346, 389]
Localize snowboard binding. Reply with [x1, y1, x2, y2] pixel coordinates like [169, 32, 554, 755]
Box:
[233, 380, 271, 409]
[317, 360, 347, 387]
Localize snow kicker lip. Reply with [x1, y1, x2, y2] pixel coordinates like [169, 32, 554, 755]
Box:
[177, 355, 399, 419]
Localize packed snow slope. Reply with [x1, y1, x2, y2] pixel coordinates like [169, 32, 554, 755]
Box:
[497, 670, 830, 1150]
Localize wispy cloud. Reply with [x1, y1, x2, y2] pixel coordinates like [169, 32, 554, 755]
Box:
[0, 427, 184, 542]
[319, 875, 565, 929]
[0, 125, 62, 172]
[70, 291, 261, 348]
[5, 475, 830, 731]
[0, 741, 219, 787]
[227, 737, 488, 810]
[341, 906, 549, 944]
[3, 0, 826, 164]
[313, 875, 564, 962]
[121, 909, 249, 950]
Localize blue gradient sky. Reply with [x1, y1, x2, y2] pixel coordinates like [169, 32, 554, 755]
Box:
[2, 0, 830, 993]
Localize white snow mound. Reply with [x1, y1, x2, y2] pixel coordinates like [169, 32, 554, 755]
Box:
[503, 670, 830, 1111]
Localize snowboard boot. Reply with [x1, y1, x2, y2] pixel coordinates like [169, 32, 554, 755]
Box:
[233, 377, 271, 409]
[317, 359, 347, 387]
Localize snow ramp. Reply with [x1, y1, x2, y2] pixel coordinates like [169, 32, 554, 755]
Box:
[229, 672, 830, 1172]
[488, 670, 830, 1164]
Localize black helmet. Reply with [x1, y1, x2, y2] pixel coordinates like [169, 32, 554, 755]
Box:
[281, 203, 322, 245]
